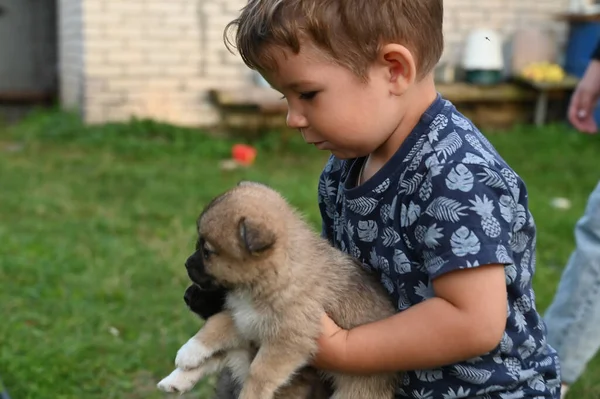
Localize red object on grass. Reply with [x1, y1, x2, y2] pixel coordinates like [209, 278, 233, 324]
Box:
[232, 144, 257, 165]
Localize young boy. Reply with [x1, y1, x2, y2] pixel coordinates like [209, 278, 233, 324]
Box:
[219, 0, 561, 397]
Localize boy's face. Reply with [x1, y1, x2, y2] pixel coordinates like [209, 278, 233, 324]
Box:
[261, 43, 407, 160]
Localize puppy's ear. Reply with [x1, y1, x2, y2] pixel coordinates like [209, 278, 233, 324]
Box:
[237, 180, 269, 188]
[238, 217, 276, 254]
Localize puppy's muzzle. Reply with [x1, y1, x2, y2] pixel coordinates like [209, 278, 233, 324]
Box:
[185, 250, 217, 290]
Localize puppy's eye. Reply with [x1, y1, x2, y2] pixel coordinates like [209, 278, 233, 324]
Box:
[202, 244, 214, 260]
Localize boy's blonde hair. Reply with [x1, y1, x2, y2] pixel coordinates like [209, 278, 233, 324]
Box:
[224, 0, 444, 81]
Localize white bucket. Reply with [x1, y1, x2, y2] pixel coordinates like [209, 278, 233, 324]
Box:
[462, 29, 504, 71]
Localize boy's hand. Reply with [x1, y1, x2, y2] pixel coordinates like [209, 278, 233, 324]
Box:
[312, 313, 349, 371]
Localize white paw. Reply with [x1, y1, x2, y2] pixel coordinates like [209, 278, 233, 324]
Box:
[157, 368, 202, 393]
[175, 338, 212, 370]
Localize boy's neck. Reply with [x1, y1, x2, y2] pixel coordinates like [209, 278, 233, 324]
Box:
[367, 74, 438, 173]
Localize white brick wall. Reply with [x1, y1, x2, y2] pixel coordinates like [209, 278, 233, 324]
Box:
[58, 0, 84, 110]
[61, 0, 571, 127]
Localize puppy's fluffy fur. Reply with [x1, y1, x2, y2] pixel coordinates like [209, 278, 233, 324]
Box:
[157, 182, 398, 399]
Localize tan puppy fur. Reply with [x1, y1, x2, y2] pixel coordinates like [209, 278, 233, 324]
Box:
[158, 181, 399, 399]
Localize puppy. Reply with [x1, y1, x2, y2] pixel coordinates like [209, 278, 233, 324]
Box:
[182, 284, 332, 399]
[158, 181, 398, 399]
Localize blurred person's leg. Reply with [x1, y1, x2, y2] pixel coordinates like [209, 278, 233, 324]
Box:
[544, 181, 600, 396]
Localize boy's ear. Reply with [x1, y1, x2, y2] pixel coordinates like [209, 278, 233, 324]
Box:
[379, 43, 417, 95]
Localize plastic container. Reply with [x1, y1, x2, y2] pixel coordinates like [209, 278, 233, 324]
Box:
[462, 29, 504, 85]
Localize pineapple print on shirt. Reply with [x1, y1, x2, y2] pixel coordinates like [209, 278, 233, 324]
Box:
[317, 95, 561, 398]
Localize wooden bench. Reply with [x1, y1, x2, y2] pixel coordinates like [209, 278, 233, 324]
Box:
[209, 80, 575, 133]
[208, 89, 288, 136]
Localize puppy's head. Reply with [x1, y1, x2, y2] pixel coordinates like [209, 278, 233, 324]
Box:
[185, 181, 291, 288]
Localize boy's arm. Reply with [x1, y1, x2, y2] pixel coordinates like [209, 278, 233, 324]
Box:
[317, 263, 507, 373]
[315, 160, 521, 373]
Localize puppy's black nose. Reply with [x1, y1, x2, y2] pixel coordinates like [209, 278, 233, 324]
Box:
[185, 250, 201, 270]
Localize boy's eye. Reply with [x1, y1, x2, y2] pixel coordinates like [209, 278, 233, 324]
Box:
[299, 91, 318, 100]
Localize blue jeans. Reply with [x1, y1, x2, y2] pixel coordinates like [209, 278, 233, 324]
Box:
[544, 181, 600, 385]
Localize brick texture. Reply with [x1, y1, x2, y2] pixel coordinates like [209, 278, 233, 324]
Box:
[64, 0, 571, 127]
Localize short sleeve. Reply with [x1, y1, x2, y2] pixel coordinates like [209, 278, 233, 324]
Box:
[404, 161, 519, 280]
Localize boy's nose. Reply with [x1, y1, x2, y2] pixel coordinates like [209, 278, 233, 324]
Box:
[286, 108, 308, 129]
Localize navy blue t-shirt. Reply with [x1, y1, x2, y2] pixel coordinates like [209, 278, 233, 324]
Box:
[317, 95, 561, 398]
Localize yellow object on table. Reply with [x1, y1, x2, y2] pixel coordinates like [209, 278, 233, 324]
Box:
[514, 64, 580, 127]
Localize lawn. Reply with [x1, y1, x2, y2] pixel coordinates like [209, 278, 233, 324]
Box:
[1, 109, 599, 398]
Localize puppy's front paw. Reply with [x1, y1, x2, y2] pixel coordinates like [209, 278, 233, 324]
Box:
[157, 368, 202, 393]
[175, 338, 212, 370]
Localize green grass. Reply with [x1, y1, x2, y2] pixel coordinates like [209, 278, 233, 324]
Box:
[1, 109, 599, 398]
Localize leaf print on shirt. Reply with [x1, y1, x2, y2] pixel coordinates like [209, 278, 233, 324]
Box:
[505, 358, 523, 381]
[319, 175, 338, 198]
[518, 335, 537, 359]
[401, 202, 421, 227]
[510, 231, 530, 253]
[424, 224, 444, 248]
[528, 375, 548, 392]
[462, 152, 488, 166]
[515, 293, 532, 316]
[400, 173, 425, 195]
[415, 369, 443, 382]
[495, 244, 513, 264]
[412, 388, 434, 399]
[446, 163, 474, 192]
[501, 168, 521, 200]
[381, 273, 395, 294]
[373, 178, 391, 194]
[403, 135, 427, 166]
[469, 194, 501, 238]
[505, 263, 517, 284]
[397, 282, 410, 310]
[357, 220, 378, 242]
[499, 194, 516, 224]
[443, 387, 472, 399]
[520, 269, 532, 293]
[394, 249, 412, 274]
[425, 197, 468, 223]
[450, 226, 481, 257]
[500, 331, 514, 353]
[477, 167, 507, 190]
[475, 385, 509, 396]
[423, 250, 448, 275]
[452, 112, 474, 131]
[369, 247, 390, 274]
[415, 225, 427, 244]
[428, 114, 449, 142]
[513, 308, 528, 334]
[419, 178, 433, 202]
[380, 203, 392, 223]
[513, 203, 527, 231]
[425, 154, 444, 177]
[345, 221, 361, 259]
[414, 280, 434, 300]
[389, 196, 397, 220]
[465, 134, 497, 165]
[450, 364, 494, 384]
[435, 131, 463, 161]
[382, 226, 401, 247]
[346, 197, 378, 216]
